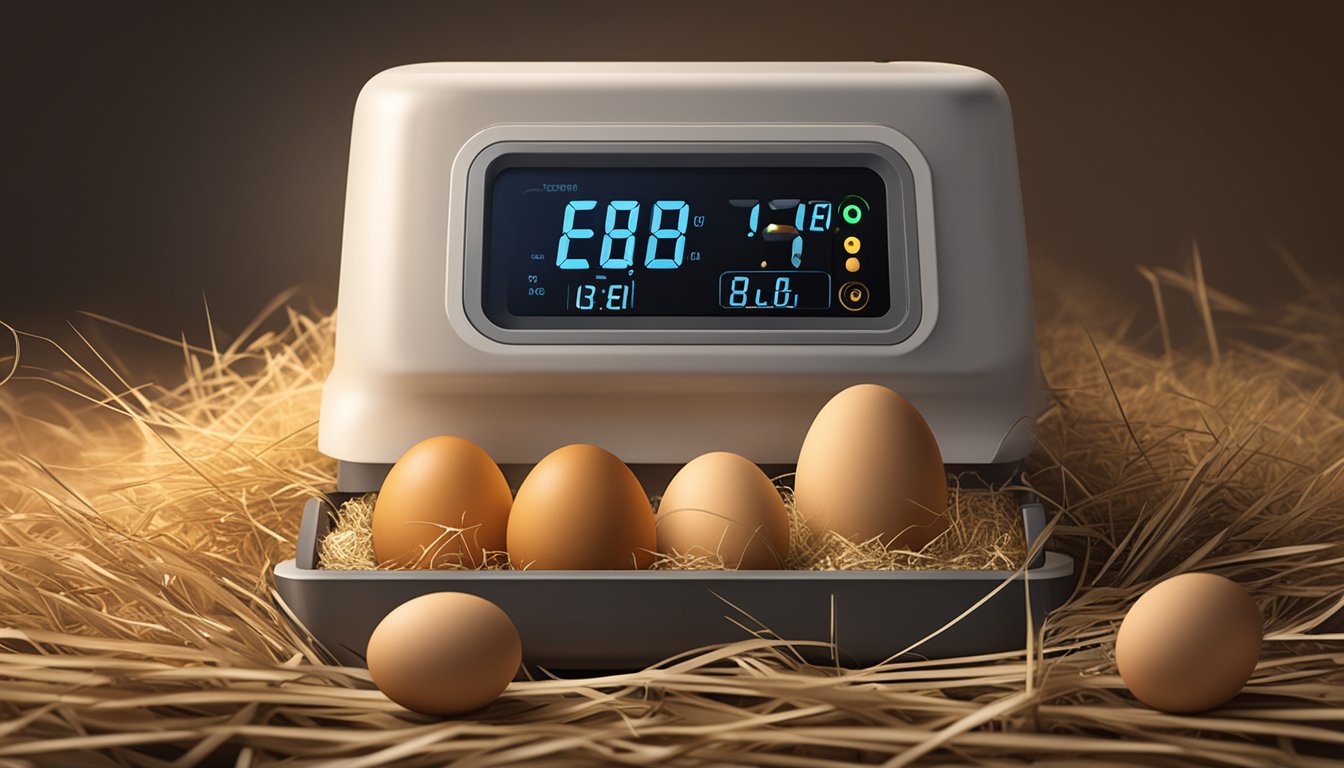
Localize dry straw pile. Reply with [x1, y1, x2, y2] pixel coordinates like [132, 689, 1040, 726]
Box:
[0, 255, 1341, 766]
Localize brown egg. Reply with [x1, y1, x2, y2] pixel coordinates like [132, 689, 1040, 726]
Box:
[372, 436, 512, 569]
[1116, 572, 1263, 713]
[794, 384, 948, 550]
[366, 592, 521, 716]
[507, 444, 656, 570]
[656, 452, 790, 569]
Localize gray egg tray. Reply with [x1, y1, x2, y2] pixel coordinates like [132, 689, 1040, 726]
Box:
[274, 479, 1076, 670]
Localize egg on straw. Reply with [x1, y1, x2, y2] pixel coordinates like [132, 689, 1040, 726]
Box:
[372, 436, 513, 569]
[794, 384, 949, 552]
[654, 451, 790, 569]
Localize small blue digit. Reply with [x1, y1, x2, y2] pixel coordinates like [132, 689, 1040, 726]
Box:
[789, 205, 806, 267]
[557, 200, 597, 270]
[605, 283, 629, 310]
[645, 201, 689, 269]
[773, 276, 792, 307]
[808, 202, 832, 232]
[600, 201, 639, 269]
[728, 275, 749, 307]
[575, 283, 596, 310]
[730, 199, 759, 237]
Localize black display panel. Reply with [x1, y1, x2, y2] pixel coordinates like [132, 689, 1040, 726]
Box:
[482, 162, 891, 325]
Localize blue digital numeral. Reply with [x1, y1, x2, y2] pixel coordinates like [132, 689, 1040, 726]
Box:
[728, 275, 749, 307]
[645, 200, 689, 269]
[606, 283, 630, 310]
[557, 200, 597, 270]
[801, 201, 832, 232]
[575, 283, 596, 310]
[599, 201, 639, 269]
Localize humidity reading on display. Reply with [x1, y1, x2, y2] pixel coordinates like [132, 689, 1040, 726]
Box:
[481, 160, 893, 324]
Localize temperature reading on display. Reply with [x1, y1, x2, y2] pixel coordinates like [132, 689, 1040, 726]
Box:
[484, 162, 893, 321]
[722, 272, 830, 310]
[572, 281, 633, 312]
[733, 199, 833, 268]
[556, 200, 690, 270]
[726, 275, 794, 308]
[727, 276, 794, 308]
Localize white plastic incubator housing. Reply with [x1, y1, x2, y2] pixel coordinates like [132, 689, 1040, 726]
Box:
[319, 62, 1047, 489]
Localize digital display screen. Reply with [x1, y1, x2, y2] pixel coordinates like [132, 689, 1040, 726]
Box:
[481, 163, 892, 324]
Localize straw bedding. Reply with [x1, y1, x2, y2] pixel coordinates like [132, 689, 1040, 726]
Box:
[317, 485, 1027, 572]
[0, 256, 1341, 766]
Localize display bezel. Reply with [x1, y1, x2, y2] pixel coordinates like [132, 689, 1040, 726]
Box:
[463, 142, 923, 345]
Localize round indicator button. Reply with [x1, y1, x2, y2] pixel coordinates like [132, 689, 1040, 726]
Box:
[838, 281, 869, 311]
[841, 203, 863, 224]
[844, 257, 861, 273]
[843, 236, 861, 254]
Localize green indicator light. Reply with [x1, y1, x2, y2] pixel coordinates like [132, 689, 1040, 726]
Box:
[841, 203, 863, 224]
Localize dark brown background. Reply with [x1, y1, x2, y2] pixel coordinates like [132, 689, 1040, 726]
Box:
[3, 1, 1341, 341]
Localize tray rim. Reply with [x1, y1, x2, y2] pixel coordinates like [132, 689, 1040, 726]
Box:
[276, 549, 1074, 582]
